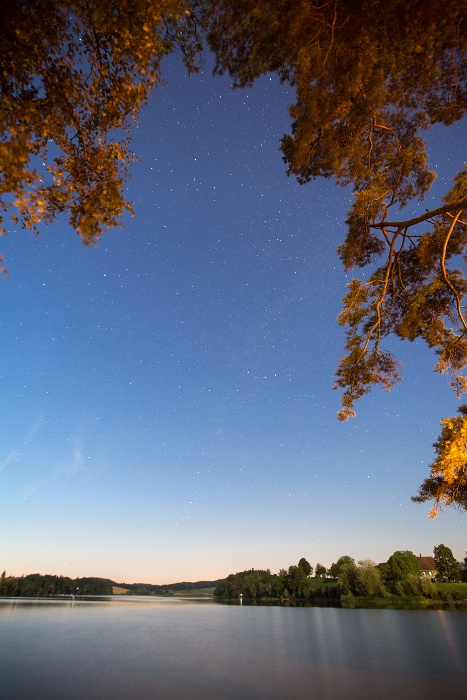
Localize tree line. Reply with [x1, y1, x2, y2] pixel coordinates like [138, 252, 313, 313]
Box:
[0, 571, 220, 597]
[214, 546, 467, 601]
[0, 571, 113, 596]
[1, 546, 465, 600]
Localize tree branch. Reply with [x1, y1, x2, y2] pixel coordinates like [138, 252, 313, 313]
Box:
[440, 209, 467, 332]
[370, 201, 466, 230]
[322, 0, 337, 69]
[355, 230, 399, 363]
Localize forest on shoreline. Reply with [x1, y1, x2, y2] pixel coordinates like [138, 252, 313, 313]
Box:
[0, 571, 218, 598]
[214, 551, 467, 603]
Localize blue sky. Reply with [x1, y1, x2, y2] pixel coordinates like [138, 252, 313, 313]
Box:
[0, 56, 465, 584]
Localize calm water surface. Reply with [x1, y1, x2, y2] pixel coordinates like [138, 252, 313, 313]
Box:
[1, 597, 466, 699]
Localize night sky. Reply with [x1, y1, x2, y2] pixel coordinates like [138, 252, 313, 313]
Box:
[1, 55, 465, 584]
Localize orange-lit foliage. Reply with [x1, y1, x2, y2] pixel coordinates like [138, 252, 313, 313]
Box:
[0, 0, 202, 260]
[412, 405, 467, 516]
[206, 0, 467, 419]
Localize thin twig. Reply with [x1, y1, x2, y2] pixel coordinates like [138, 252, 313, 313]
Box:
[322, 0, 337, 69]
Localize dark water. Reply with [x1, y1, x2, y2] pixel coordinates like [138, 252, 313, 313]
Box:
[1, 597, 466, 699]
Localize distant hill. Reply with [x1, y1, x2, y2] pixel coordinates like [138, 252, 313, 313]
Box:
[116, 580, 221, 596]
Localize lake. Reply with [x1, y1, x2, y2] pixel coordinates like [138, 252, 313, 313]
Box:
[1, 597, 466, 699]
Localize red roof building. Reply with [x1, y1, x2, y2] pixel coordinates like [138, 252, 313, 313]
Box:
[418, 555, 437, 579]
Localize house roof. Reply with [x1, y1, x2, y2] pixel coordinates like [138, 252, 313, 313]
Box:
[418, 556, 436, 571]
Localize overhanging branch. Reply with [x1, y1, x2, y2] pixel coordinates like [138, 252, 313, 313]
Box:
[370, 201, 466, 230]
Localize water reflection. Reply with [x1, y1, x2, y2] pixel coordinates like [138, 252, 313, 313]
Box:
[1, 600, 466, 699]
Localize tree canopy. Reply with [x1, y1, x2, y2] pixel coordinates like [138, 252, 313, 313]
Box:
[412, 405, 467, 516]
[315, 563, 327, 578]
[337, 559, 385, 597]
[385, 550, 421, 581]
[0, 0, 202, 273]
[433, 543, 461, 580]
[213, 558, 321, 599]
[328, 555, 355, 578]
[206, 0, 467, 514]
[206, 0, 467, 420]
[2, 1, 467, 514]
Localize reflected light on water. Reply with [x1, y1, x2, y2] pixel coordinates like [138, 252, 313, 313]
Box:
[436, 609, 466, 674]
[0, 599, 466, 699]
